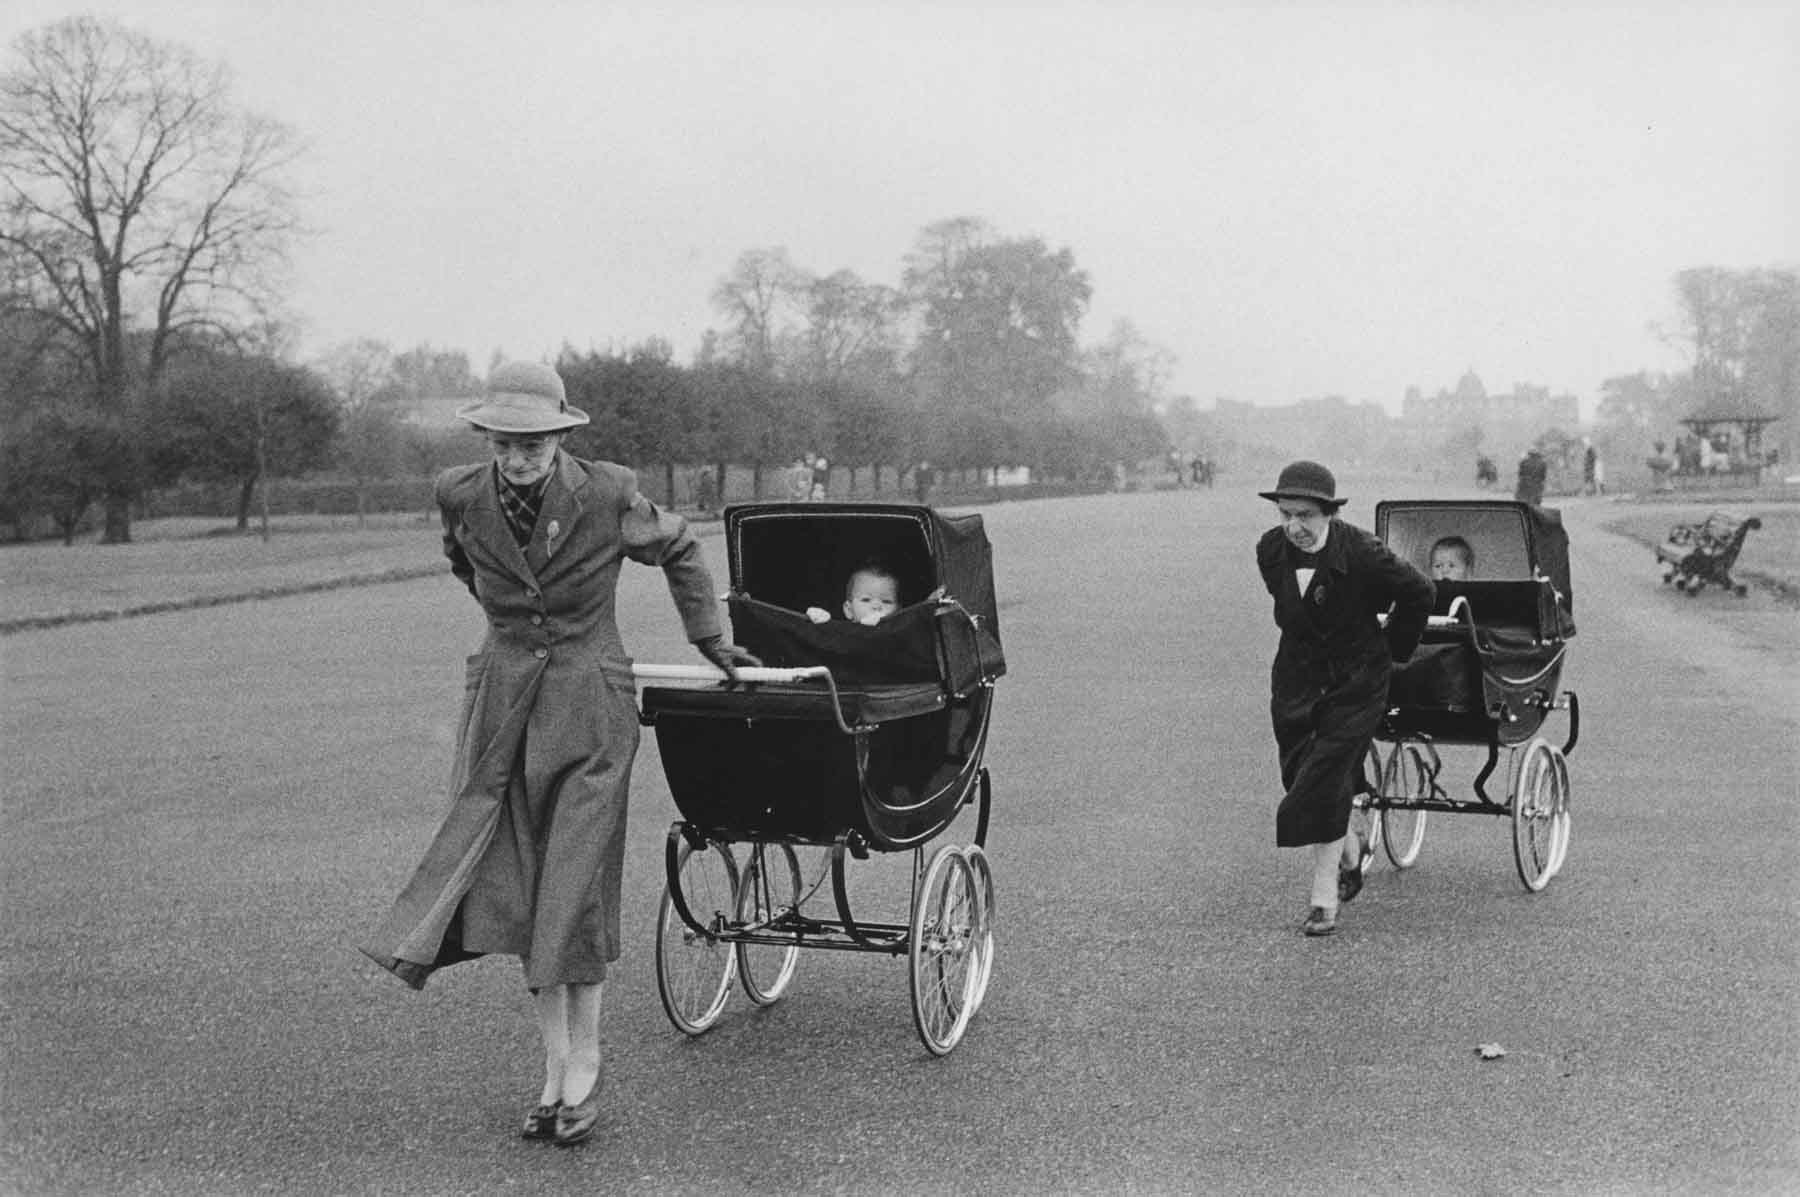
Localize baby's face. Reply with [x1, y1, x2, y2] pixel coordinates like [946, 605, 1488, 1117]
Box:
[843, 573, 899, 625]
[1430, 551, 1469, 581]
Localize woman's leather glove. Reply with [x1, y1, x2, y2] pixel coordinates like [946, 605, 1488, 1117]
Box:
[693, 635, 761, 682]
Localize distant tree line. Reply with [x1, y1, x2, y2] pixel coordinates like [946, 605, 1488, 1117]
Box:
[5, 18, 1792, 545]
[1594, 266, 1800, 469]
[1, 17, 1173, 544]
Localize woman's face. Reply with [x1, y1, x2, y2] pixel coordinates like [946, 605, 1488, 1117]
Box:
[488, 432, 561, 486]
[1277, 499, 1329, 551]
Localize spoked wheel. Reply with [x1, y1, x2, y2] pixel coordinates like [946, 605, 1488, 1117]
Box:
[909, 844, 981, 1056]
[1348, 744, 1385, 875]
[1381, 742, 1430, 868]
[1548, 743, 1573, 879]
[735, 842, 802, 1006]
[1511, 739, 1563, 892]
[962, 844, 995, 1016]
[655, 836, 739, 1035]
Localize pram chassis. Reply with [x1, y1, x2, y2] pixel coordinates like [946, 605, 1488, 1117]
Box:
[1355, 606, 1578, 892]
[637, 663, 995, 1055]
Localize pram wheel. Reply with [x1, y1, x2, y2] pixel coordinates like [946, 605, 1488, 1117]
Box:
[1348, 745, 1385, 874]
[735, 843, 803, 1006]
[909, 844, 981, 1056]
[1511, 739, 1571, 891]
[1380, 743, 1430, 869]
[656, 834, 740, 1035]
[963, 844, 995, 1016]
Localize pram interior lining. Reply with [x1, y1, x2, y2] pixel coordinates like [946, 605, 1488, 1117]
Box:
[1378, 500, 1574, 745]
[732, 509, 939, 615]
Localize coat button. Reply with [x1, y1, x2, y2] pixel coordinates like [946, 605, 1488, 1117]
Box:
[534, 648, 548, 660]
[531, 614, 543, 626]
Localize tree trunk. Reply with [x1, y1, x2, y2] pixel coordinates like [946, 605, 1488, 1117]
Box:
[236, 475, 256, 531]
[664, 461, 677, 510]
[101, 491, 132, 544]
[257, 432, 271, 542]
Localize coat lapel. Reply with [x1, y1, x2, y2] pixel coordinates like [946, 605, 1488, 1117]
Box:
[465, 464, 538, 587]
[524, 451, 592, 574]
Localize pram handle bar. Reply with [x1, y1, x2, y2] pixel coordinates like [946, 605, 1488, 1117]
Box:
[630, 664, 861, 735]
[1378, 595, 1472, 631]
[631, 664, 831, 684]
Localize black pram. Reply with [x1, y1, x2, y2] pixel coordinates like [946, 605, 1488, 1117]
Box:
[632, 502, 1005, 1055]
[1353, 500, 1579, 892]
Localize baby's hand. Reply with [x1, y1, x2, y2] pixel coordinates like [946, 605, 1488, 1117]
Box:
[805, 607, 831, 624]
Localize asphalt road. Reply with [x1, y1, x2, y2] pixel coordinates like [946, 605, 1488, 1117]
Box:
[3, 481, 1796, 1195]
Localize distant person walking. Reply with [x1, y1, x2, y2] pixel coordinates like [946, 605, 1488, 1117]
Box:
[1514, 448, 1548, 506]
[358, 361, 757, 1146]
[914, 460, 935, 504]
[1254, 461, 1434, 937]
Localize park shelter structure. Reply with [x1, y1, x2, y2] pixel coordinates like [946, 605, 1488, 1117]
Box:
[1676, 393, 1781, 487]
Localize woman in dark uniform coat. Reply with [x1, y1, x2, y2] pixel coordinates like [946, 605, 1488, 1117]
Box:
[1255, 461, 1433, 937]
[360, 362, 757, 1145]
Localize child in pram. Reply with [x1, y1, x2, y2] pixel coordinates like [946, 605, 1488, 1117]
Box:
[806, 560, 903, 626]
[1429, 536, 1475, 582]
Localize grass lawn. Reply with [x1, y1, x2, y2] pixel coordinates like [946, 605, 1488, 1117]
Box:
[0, 514, 449, 630]
[0, 510, 734, 632]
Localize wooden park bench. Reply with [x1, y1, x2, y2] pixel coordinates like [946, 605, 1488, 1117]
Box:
[1655, 511, 1763, 596]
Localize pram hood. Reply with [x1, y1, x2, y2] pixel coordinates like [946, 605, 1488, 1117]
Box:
[1375, 498, 1574, 624]
[721, 502, 1006, 689]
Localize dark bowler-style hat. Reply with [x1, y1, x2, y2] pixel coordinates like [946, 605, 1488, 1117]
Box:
[1258, 460, 1346, 510]
[454, 361, 590, 433]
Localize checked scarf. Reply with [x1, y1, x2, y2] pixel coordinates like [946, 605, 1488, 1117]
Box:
[496, 467, 549, 548]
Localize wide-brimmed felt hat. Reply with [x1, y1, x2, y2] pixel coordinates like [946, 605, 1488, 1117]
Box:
[1258, 460, 1345, 510]
[455, 361, 589, 433]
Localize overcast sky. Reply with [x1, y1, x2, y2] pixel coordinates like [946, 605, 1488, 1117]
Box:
[5, 2, 1796, 414]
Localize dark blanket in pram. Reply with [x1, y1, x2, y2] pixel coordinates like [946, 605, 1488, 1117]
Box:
[1389, 641, 1480, 711]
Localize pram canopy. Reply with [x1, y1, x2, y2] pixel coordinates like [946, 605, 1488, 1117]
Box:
[641, 502, 1004, 850]
[723, 502, 1006, 693]
[1377, 499, 1575, 744]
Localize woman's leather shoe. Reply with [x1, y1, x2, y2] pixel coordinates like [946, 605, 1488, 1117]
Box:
[1301, 906, 1338, 936]
[521, 1102, 560, 1141]
[554, 1076, 601, 1146]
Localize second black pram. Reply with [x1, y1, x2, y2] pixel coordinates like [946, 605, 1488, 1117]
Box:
[1355, 499, 1580, 892]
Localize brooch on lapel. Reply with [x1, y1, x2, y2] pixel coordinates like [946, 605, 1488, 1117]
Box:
[1313, 584, 1328, 605]
[545, 519, 561, 545]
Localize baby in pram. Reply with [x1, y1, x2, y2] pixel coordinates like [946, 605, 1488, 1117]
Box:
[806, 560, 902, 626]
[1429, 536, 1475, 581]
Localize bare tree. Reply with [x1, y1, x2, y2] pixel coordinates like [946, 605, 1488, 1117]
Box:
[710, 248, 808, 372]
[0, 16, 304, 542]
[316, 338, 400, 529]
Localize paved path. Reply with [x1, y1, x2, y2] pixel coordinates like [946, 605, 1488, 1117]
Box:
[3, 483, 1795, 1194]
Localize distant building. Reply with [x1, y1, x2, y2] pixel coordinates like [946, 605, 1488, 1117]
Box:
[1212, 394, 1389, 462]
[1397, 370, 1580, 463]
